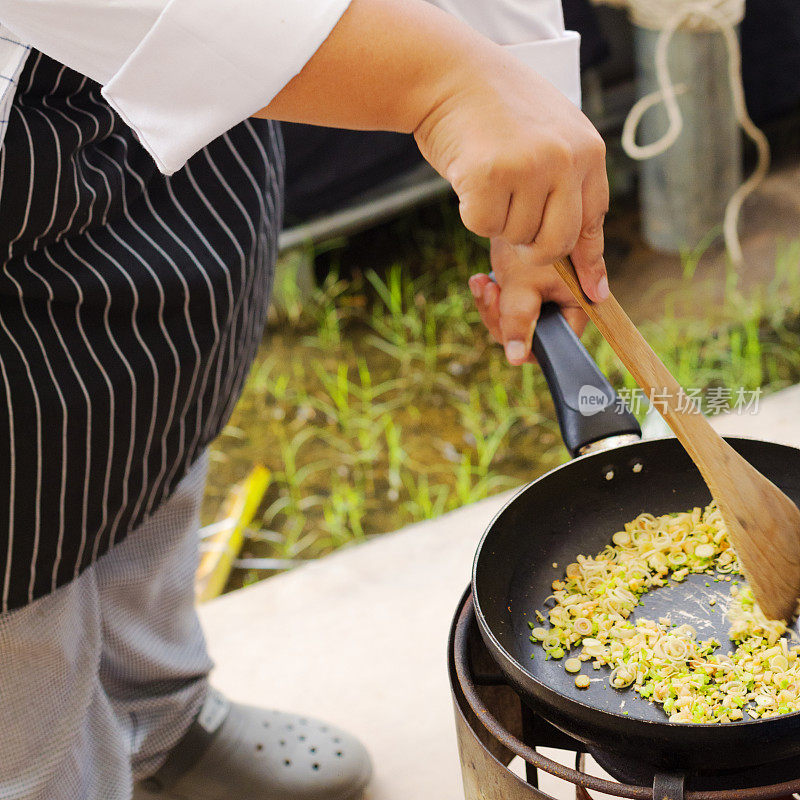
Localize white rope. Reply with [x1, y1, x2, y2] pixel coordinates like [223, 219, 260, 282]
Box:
[621, 0, 744, 31]
[601, 0, 770, 266]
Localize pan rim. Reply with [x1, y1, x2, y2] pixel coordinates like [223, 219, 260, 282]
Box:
[471, 434, 800, 730]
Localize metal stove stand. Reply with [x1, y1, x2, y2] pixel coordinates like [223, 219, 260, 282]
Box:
[449, 589, 800, 800]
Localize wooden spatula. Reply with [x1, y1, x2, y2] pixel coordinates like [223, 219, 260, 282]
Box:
[552, 256, 800, 621]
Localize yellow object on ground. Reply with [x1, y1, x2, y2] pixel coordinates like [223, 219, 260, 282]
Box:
[195, 466, 271, 603]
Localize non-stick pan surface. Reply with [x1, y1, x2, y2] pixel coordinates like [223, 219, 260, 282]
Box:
[473, 436, 800, 770]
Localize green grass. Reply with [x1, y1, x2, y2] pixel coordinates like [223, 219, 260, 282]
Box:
[203, 199, 800, 591]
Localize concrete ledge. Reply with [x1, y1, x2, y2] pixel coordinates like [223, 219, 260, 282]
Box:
[199, 384, 800, 800]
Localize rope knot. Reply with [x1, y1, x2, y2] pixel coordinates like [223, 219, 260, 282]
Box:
[618, 0, 745, 31]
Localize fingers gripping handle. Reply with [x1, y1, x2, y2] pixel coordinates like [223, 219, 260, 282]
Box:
[532, 304, 641, 456]
[484, 272, 640, 455]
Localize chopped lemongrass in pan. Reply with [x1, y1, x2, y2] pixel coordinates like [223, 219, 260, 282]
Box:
[529, 503, 800, 723]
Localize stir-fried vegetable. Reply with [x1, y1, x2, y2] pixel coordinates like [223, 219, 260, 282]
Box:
[529, 503, 800, 723]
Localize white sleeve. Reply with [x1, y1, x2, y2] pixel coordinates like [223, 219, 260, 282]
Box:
[0, 0, 353, 175]
[426, 0, 581, 106]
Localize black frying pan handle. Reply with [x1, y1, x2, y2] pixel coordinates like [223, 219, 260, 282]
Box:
[532, 303, 641, 456]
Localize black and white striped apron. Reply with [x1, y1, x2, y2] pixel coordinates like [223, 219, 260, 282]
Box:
[0, 51, 283, 612]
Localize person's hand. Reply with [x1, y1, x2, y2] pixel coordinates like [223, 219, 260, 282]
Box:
[413, 45, 609, 312]
[468, 239, 588, 365]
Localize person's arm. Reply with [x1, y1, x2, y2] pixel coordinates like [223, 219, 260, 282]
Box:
[0, 0, 608, 354]
[424, 0, 582, 106]
[258, 0, 608, 332]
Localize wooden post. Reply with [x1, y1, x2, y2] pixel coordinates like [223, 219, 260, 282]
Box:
[633, 26, 741, 253]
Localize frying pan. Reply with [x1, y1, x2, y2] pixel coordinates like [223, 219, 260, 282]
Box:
[472, 304, 800, 776]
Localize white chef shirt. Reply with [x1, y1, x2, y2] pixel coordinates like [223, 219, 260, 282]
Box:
[0, 0, 580, 175]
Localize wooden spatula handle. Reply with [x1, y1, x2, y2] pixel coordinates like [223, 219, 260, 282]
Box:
[552, 257, 732, 494]
[551, 256, 800, 621]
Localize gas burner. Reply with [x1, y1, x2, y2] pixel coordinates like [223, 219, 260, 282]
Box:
[588, 746, 800, 792]
[449, 588, 800, 800]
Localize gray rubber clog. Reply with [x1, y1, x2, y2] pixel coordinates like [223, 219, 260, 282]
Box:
[133, 689, 372, 800]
